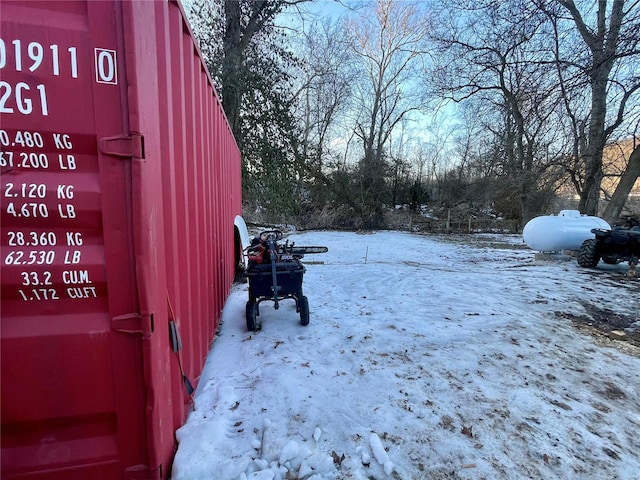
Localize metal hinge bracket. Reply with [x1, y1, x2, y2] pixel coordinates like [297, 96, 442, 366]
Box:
[112, 312, 154, 336]
[99, 133, 145, 159]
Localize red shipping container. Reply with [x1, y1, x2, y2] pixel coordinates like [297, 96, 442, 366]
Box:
[0, 1, 245, 478]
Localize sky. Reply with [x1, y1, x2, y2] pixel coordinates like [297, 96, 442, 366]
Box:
[171, 230, 640, 480]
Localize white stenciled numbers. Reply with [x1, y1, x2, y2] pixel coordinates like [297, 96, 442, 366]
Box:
[0, 39, 78, 78]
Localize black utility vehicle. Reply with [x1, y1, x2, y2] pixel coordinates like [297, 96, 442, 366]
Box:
[244, 230, 327, 332]
[578, 226, 640, 272]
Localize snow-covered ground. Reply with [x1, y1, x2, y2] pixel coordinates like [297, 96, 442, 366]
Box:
[171, 231, 640, 480]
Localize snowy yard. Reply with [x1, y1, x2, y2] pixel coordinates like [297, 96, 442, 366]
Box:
[172, 231, 640, 480]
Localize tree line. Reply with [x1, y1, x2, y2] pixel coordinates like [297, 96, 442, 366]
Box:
[186, 0, 640, 229]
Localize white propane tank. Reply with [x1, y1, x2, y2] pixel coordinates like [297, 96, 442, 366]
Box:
[522, 210, 611, 252]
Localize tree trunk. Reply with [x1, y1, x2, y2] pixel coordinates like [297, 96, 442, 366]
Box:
[558, 0, 625, 217]
[602, 145, 640, 224]
[578, 69, 609, 216]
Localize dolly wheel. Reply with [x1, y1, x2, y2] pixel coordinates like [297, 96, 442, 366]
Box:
[299, 296, 310, 326]
[246, 301, 258, 332]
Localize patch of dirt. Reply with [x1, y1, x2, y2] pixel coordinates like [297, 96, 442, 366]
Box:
[431, 233, 528, 251]
[555, 303, 640, 356]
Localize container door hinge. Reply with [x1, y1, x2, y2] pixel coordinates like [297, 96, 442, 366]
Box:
[99, 133, 145, 159]
[112, 312, 154, 336]
[123, 464, 152, 480]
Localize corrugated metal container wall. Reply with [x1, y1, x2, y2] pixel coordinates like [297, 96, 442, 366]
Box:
[0, 1, 243, 479]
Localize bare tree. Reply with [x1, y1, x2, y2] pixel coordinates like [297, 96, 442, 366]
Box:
[283, 18, 367, 215]
[292, 20, 354, 172]
[542, 0, 640, 215]
[345, 0, 430, 226]
[430, 0, 563, 222]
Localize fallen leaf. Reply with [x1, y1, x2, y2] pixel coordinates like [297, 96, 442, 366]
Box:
[331, 451, 345, 466]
